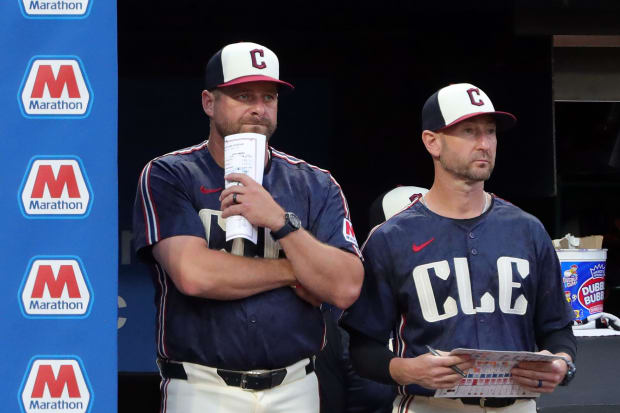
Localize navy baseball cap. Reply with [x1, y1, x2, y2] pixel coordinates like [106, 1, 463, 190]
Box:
[205, 42, 294, 91]
[422, 83, 516, 132]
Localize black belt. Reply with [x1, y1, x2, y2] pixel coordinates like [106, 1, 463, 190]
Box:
[459, 397, 517, 408]
[157, 359, 314, 391]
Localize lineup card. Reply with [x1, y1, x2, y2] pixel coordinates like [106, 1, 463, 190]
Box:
[434, 348, 566, 398]
[224, 133, 266, 244]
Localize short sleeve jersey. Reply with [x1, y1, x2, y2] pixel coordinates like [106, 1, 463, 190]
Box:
[133, 141, 361, 370]
[340, 196, 573, 396]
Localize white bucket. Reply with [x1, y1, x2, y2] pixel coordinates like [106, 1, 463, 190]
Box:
[556, 249, 607, 322]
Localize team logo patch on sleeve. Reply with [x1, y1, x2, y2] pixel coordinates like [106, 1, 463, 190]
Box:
[342, 218, 358, 246]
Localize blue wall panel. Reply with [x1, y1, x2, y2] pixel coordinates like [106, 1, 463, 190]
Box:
[0, 1, 118, 411]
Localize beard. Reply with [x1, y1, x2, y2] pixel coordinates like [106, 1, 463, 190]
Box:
[213, 115, 277, 140]
[439, 149, 495, 182]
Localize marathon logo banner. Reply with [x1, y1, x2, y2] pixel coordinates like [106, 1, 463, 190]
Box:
[19, 256, 92, 318]
[19, 57, 92, 118]
[3, 0, 116, 411]
[19, 0, 92, 18]
[19, 156, 93, 218]
[20, 357, 92, 413]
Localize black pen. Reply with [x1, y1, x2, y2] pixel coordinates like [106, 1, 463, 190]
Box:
[426, 345, 467, 378]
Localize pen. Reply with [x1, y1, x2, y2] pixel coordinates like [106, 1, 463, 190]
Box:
[426, 345, 467, 377]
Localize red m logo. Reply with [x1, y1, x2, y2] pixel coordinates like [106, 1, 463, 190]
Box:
[342, 218, 358, 245]
[31, 164, 81, 198]
[31, 265, 81, 299]
[344, 220, 356, 238]
[20, 158, 91, 217]
[21, 258, 91, 316]
[20, 58, 91, 117]
[31, 364, 81, 398]
[30, 65, 80, 98]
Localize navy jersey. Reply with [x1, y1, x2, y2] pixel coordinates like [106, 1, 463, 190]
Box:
[340, 196, 573, 396]
[133, 141, 361, 370]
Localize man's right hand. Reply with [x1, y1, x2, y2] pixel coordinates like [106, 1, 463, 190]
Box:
[220, 173, 286, 231]
[389, 351, 473, 389]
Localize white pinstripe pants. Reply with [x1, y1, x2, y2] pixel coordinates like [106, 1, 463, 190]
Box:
[393, 395, 537, 413]
[160, 359, 319, 413]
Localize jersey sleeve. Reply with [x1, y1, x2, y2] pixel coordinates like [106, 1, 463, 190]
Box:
[340, 229, 398, 343]
[309, 175, 361, 257]
[133, 159, 205, 260]
[532, 223, 575, 340]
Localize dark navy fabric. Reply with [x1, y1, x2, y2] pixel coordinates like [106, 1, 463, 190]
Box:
[316, 305, 395, 413]
[133, 141, 360, 370]
[421, 91, 445, 132]
[341, 196, 573, 396]
[205, 49, 224, 90]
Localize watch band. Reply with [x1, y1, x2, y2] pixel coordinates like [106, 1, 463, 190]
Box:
[271, 212, 301, 241]
[560, 359, 576, 386]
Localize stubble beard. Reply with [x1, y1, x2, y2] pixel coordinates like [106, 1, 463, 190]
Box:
[214, 116, 277, 140]
[440, 151, 495, 182]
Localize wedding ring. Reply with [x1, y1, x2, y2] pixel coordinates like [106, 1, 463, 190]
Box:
[537, 379, 543, 388]
[233, 193, 239, 204]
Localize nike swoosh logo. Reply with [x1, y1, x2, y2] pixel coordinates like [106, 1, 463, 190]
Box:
[200, 186, 222, 194]
[412, 238, 434, 252]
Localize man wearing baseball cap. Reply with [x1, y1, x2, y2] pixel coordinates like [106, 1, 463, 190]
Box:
[341, 83, 576, 412]
[133, 42, 363, 413]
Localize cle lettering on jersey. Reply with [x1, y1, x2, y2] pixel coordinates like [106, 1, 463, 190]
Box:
[199, 208, 282, 258]
[413, 256, 529, 322]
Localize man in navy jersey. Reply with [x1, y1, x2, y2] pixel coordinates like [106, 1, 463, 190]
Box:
[133, 42, 363, 413]
[341, 83, 576, 413]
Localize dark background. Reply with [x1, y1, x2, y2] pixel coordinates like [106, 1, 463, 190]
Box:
[118, 1, 560, 244]
[117, 1, 620, 411]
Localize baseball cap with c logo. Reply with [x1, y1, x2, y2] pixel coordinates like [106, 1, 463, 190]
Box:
[422, 83, 516, 132]
[204, 42, 294, 91]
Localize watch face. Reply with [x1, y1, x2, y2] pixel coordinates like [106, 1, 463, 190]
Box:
[287, 212, 301, 229]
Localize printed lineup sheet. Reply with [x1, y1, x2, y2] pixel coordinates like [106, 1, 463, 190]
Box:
[434, 348, 566, 398]
[224, 133, 266, 244]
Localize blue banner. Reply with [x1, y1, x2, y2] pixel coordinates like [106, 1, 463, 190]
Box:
[0, 0, 118, 412]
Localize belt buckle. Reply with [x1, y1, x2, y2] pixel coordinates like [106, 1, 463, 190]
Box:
[240, 373, 249, 389]
[240, 371, 266, 390]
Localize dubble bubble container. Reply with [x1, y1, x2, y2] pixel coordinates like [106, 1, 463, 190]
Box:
[556, 249, 607, 322]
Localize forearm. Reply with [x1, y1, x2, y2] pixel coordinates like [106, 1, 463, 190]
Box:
[218, 174, 362, 307]
[278, 229, 363, 309]
[349, 336, 428, 386]
[153, 235, 296, 300]
[348, 329, 396, 385]
[181, 250, 295, 299]
[389, 357, 418, 386]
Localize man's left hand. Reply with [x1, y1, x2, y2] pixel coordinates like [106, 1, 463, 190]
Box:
[292, 283, 322, 307]
[511, 350, 570, 393]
